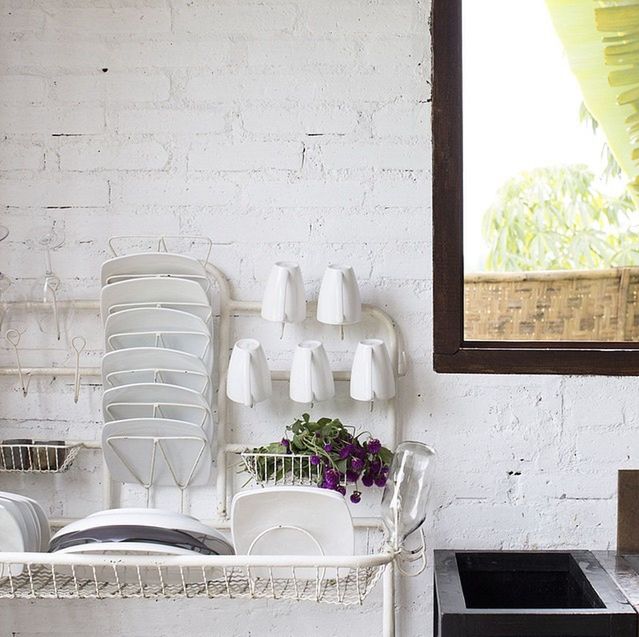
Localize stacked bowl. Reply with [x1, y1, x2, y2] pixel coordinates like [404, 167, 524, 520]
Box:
[100, 254, 214, 494]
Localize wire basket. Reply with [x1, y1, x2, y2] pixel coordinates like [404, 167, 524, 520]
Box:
[0, 553, 390, 605]
[0, 442, 81, 473]
[240, 451, 336, 487]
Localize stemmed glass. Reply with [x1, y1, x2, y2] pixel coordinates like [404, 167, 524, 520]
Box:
[381, 441, 437, 551]
[0, 226, 10, 330]
[31, 221, 65, 340]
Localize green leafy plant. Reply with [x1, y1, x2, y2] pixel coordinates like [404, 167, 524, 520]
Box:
[244, 414, 392, 504]
[482, 165, 638, 271]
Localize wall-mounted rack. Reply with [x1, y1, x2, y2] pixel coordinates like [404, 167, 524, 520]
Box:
[0, 237, 409, 636]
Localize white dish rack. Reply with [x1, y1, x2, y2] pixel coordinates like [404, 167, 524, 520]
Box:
[0, 236, 410, 636]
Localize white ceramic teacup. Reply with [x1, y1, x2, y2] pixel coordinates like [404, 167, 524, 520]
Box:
[261, 261, 306, 325]
[226, 339, 272, 407]
[316, 264, 362, 326]
[350, 339, 396, 402]
[289, 340, 335, 404]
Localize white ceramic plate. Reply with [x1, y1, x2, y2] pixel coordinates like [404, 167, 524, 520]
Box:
[102, 348, 211, 395]
[0, 493, 45, 553]
[101, 253, 208, 291]
[51, 509, 233, 555]
[102, 418, 211, 487]
[0, 495, 33, 553]
[100, 278, 211, 323]
[55, 541, 204, 556]
[107, 331, 211, 365]
[231, 486, 354, 579]
[102, 383, 212, 438]
[0, 502, 24, 576]
[105, 307, 209, 344]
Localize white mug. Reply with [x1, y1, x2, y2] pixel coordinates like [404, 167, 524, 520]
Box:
[226, 339, 272, 407]
[289, 340, 335, 404]
[261, 261, 306, 324]
[316, 264, 362, 326]
[350, 339, 396, 402]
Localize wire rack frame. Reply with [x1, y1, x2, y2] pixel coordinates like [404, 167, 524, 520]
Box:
[240, 452, 326, 487]
[0, 442, 84, 473]
[0, 238, 407, 636]
[0, 552, 391, 605]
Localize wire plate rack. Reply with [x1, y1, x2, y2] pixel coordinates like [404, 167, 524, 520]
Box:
[0, 553, 390, 605]
[240, 451, 331, 487]
[0, 442, 82, 473]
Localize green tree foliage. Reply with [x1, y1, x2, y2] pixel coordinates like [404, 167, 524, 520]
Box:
[482, 165, 639, 271]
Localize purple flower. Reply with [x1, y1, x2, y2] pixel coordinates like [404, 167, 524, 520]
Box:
[346, 469, 360, 483]
[370, 460, 381, 474]
[280, 438, 290, 448]
[310, 455, 320, 466]
[324, 468, 340, 487]
[338, 444, 353, 460]
[368, 439, 382, 454]
[361, 472, 374, 487]
[374, 474, 387, 488]
[353, 444, 367, 459]
[350, 491, 362, 504]
[323, 443, 333, 452]
[351, 457, 364, 472]
[335, 485, 347, 496]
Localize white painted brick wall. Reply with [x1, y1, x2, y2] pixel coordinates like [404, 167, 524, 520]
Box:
[1, 1, 636, 636]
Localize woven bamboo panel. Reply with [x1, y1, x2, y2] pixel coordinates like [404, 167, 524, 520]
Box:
[464, 268, 639, 341]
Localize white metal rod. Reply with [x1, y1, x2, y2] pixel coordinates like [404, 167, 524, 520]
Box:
[0, 367, 101, 377]
[1, 300, 99, 311]
[0, 550, 393, 569]
[383, 561, 396, 637]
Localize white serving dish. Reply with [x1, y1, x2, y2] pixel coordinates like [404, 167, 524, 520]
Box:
[102, 418, 212, 487]
[100, 278, 211, 323]
[101, 252, 208, 291]
[231, 486, 354, 579]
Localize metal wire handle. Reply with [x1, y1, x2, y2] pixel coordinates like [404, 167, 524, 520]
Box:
[5, 328, 31, 397]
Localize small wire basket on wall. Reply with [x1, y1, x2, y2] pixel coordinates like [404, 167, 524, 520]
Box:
[240, 452, 329, 487]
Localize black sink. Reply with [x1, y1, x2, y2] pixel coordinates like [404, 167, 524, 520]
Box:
[434, 550, 636, 637]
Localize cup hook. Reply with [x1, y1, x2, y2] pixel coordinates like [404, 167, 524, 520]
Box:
[71, 335, 86, 404]
[5, 328, 31, 397]
[43, 275, 61, 341]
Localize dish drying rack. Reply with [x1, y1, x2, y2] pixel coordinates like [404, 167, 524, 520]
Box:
[0, 236, 411, 637]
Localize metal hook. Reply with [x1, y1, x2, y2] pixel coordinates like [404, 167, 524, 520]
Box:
[43, 275, 61, 341]
[71, 336, 86, 404]
[5, 328, 31, 397]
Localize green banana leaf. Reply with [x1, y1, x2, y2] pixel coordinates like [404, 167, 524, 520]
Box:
[546, 0, 639, 193]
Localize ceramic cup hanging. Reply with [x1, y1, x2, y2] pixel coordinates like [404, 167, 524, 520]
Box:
[316, 265, 361, 339]
[226, 339, 272, 407]
[350, 339, 396, 405]
[289, 340, 335, 404]
[261, 262, 306, 337]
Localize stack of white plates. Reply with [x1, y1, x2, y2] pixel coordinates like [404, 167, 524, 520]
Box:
[0, 491, 50, 575]
[100, 254, 214, 489]
[49, 508, 234, 556]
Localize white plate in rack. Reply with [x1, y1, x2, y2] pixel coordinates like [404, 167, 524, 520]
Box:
[105, 308, 209, 345]
[102, 383, 212, 438]
[100, 278, 211, 323]
[0, 495, 33, 553]
[102, 418, 212, 487]
[50, 508, 233, 555]
[231, 486, 354, 579]
[101, 253, 208, 291]
[0, 492, 45, 553]
[0, 502, 24, 576]
[102, 348, 211, 395]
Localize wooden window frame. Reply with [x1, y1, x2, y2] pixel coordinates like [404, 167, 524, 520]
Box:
[431, 0, 639, 375]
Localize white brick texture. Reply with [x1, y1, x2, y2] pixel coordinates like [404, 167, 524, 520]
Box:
[1, 2, 634, 637]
